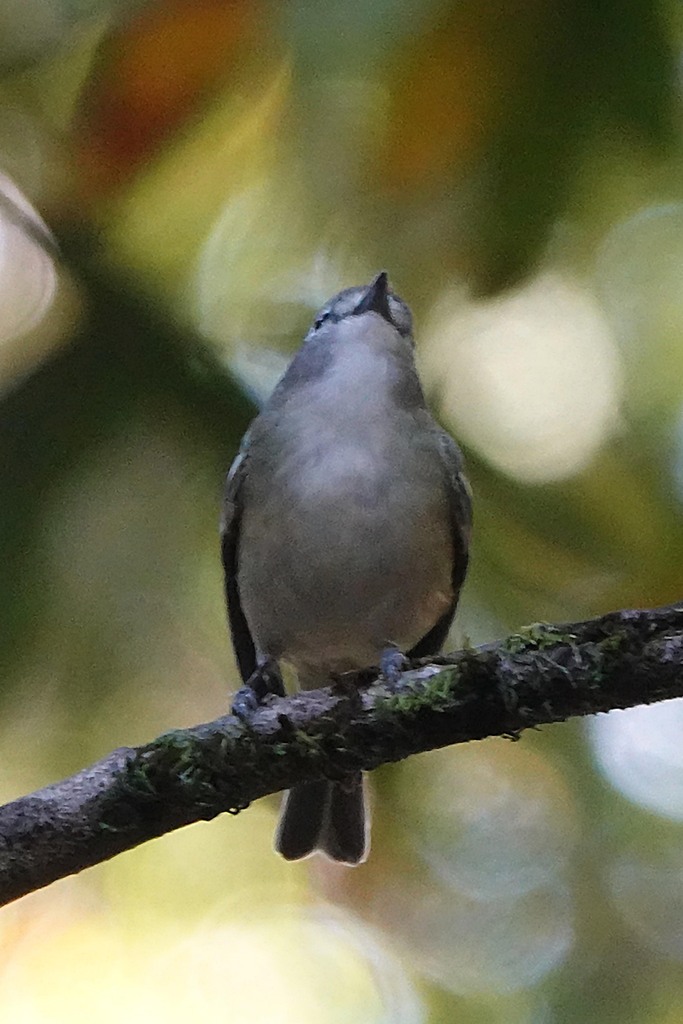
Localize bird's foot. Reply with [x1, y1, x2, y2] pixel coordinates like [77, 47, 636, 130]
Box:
[379, 645, 410, 685]
[231, 659, 285, 720]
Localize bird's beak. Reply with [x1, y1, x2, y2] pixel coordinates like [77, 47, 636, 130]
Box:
[353, 271, 392, 323]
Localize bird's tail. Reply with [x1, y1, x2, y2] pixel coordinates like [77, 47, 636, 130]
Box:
[274, 773, 369, 865]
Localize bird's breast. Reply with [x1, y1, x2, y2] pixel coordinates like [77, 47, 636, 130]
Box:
[237, 340, 454, 676]
[239, 414, 452, 677]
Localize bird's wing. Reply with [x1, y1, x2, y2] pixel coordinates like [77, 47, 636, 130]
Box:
[221, 442, 257, 682]
[408, 429, 472, 659]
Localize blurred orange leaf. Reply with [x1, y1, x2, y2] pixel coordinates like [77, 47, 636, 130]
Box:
[381, 2, 543, 191]
[75, 0, 266, 197]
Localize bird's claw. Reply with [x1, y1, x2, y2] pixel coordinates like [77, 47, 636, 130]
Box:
[230, 685, 262, 721]
[379, 646, 409, 685]
[230, 659, 285, 721]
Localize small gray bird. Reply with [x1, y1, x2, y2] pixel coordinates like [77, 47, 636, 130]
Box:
[221, 272, 471, 865]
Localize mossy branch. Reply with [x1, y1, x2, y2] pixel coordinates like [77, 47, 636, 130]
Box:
[1, 602, 682, 907]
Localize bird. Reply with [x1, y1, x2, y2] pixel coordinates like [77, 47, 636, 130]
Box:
[221, 271, 471, 865]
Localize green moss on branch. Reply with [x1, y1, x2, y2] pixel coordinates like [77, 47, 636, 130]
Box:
[0, 602, 681, 907]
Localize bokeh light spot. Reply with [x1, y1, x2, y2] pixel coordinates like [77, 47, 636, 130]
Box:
[608, 849, 683, 960]
[420, 273, 621, 482]
[0, 905, 424, 1024]
[372, 741, 577, 994]
[374, 878, 573, 995]
[0, 173, 77, 392]
[596, 203, 683, 345]
[590, 700, 683, 820]
[401, 740, 579, 898]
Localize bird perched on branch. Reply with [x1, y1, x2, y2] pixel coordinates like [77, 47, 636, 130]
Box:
[221, 272, 471, 865]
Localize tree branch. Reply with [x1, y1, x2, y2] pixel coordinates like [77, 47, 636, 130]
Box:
[1, 602, 682, 906]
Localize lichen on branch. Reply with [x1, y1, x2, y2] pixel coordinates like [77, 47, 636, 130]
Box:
[0, 602, 681, 907]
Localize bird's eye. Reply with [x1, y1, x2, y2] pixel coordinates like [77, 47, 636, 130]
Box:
[313, 310, 330, 331]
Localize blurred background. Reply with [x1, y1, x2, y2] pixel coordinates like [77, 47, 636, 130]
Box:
[1, 0, 683, 1020]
